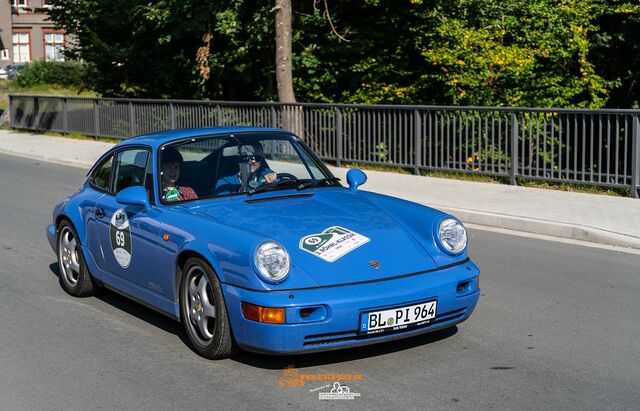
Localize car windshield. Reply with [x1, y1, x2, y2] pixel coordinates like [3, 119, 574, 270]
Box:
[159, 133, 336, 203]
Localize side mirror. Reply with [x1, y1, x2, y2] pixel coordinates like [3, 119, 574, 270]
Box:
[116, 186, 150, 211]
[346, 168, 367, 191]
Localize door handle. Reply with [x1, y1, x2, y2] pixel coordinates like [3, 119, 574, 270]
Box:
[95, 208, 105, 219]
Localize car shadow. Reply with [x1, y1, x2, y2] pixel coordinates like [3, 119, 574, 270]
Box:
[48, 262, 192, 349]
[48, 261, 460, 366]
[232, 326, 458, 369]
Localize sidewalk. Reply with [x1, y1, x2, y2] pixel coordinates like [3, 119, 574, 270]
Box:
[2, 129, 639, 250]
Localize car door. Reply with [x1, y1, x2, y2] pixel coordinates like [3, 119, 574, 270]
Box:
[85, 153, 115, 274]
[93, 147, 164, 295]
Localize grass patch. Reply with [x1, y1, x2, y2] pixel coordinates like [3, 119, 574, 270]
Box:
[332, 160, 631, 197]
[519, 180, 629, 197]
[420, 170, 503, 183]
[339, 162, 413, 175]
[0, 79, 98, 112]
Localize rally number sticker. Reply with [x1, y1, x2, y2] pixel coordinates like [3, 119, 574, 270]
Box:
[299, 226, 370, 262]
[110, 209, 132, 268]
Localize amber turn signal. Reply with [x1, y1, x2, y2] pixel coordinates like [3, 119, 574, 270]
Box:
[241, 303, 286, 324]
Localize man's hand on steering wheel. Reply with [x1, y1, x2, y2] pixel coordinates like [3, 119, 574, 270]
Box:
[263, 172, 277, 184]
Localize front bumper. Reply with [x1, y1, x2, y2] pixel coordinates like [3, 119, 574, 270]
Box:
[223, 260, 480, 354]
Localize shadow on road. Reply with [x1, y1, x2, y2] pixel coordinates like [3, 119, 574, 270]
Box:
[48, 261, 459, 367]
[48, 262, 190, 348]
[232, 326, 458, 369]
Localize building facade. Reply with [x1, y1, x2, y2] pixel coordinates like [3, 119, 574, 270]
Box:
[0, 0, 66, 68]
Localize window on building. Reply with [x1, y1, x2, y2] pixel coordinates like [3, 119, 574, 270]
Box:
[13, 0, 29, 11]
[12, 32, 30, 63]
[44, 32, 65, 61]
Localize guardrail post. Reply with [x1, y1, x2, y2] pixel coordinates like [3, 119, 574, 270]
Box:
[414, 109, 422, 175]
[631, 114, 639, 198]
[336, 108, 343, 167]
[62, 97, 68, 135]
[8, 95, 14, 129]
[93, 100, 100, 139]
[216, 105, 223, 126]
[510, 112, 518, 185]
[33, 96, 40, 131]
[270, 106, 277, 128]
[169, 102, 176, 129]
[129, 101, 135, 137]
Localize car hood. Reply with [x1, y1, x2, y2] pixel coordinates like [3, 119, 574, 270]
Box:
[190, 189, 439, 287]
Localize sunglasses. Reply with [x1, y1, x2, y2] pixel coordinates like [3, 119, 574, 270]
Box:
[248, 155, 264, 162]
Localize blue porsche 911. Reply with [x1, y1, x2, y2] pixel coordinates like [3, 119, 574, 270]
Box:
[47, 127, 480, 359]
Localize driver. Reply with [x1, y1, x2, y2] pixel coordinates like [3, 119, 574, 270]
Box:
[161, 146, 198, 202]
[214, 142, 277, 195]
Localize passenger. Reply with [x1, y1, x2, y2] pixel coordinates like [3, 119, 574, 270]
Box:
[161, 146, 198, 202]
[215, 142, 277, 194]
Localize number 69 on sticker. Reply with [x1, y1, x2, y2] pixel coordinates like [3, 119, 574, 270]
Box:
[115, 230, 126, 247]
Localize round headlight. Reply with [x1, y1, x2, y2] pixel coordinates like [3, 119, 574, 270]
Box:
[255, 241, 290, 283]
[437, 218, 468, 254]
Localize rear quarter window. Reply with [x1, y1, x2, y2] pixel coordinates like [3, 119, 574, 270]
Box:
[90, 155, 114, 192]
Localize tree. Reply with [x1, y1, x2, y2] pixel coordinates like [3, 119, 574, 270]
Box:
[411, 0, 617, 108]
[45, 0, 638, 108]
[46, 0, 275, 100]
[274, 0, 295, 102]
[591, 1, 640, 108]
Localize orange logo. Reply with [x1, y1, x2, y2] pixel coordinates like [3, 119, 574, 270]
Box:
[280, 365, 305, 388]
[279, 365, 362, 389]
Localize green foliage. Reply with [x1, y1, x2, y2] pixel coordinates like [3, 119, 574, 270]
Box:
[292, 1, 424, 104]
[44, 0, 639, 108]
[15, 61, 87, 88]
[413, 0, 617, 108]
[590, 1, 640, 108]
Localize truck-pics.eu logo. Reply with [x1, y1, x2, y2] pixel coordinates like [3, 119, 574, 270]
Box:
[279, 366, 363, 400]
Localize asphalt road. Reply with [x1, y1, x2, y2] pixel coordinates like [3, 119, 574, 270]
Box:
[0, 152, 638, 410]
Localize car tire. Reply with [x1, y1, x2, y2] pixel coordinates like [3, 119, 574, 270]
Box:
[57, 221, 97, 297]
[180, 257, 238, 359]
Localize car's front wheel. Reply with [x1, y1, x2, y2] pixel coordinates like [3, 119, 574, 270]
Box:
[57, 221, 97, 297]
[180, 257, 237, 359]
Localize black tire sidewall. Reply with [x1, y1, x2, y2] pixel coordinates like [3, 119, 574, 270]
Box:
[57, 221, 91, 295]
[179, 257, 235, 358]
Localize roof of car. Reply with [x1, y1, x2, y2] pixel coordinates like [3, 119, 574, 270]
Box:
[116, 127, 289, 149]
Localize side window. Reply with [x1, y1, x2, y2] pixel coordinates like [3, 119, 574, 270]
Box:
[89, 155, 113, 192]
[113, 149, 149, 194]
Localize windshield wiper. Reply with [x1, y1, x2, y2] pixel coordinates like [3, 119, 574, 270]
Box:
[247, 179, 304, 196]
[296, 177, 341, 191]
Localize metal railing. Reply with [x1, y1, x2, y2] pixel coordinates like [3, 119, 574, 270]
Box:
[9, 94, 640, 198]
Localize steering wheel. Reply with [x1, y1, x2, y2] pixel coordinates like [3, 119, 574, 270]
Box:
[276, 173, 297, 182]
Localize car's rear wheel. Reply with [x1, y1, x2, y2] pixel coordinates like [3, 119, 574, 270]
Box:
[180, 257, 237, 359]
[57, 221, 97, 297]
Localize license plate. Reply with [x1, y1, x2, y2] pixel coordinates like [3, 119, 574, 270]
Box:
[360, 300, 437, 335]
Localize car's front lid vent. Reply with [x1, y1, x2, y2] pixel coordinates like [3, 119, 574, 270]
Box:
[244, 193, 314, 204]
